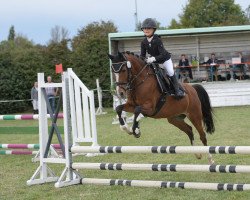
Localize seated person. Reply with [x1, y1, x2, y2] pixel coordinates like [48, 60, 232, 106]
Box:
[232, 52, 247, 79]
[205, 53, 218, 81]
[177, 54, 193, 80]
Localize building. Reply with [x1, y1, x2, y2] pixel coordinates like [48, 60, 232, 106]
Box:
[108, 25, 250, 107]
[109, 25, 250, 63]
[109, 25, 250, 81]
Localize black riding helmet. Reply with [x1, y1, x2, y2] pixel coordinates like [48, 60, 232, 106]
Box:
[141, 18, 157, 30]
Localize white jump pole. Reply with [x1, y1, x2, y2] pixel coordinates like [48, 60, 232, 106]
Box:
[72, 162, 250, 173]
[80, 178, 250, 191]
[70, 145, 250, 155]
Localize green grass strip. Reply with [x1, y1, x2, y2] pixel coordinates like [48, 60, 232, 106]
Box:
[0, 127, 63, 134]
[0, 127, 38, 134]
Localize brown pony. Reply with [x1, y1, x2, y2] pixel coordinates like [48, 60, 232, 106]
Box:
[108, 52, 215, 163]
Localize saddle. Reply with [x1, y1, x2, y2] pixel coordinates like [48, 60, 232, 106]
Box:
[150, 63, 175, 95]
[148, 64, 175, 116]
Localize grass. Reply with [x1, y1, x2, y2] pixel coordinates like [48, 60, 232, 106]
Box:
[1, 106, 250, 199]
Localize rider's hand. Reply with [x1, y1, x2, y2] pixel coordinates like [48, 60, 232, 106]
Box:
[146, 57, 156, 64]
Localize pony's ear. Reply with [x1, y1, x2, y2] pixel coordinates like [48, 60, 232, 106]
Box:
[118, 51, 127, 61]
[107, 53, 114, 60]
[118, 52, 124, 59]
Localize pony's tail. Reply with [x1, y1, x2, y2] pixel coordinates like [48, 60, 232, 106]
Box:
[192, 84, 215, 134]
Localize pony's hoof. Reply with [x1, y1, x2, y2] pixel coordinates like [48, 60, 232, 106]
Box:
[195, 154, 202, 159]
[120, 125, 133, 135]
[120, 124, 127, 131]
[208, 158, 215, 165]
[133, 128, 141, 138]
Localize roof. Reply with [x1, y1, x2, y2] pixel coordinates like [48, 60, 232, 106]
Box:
[109, 25, 250, 40]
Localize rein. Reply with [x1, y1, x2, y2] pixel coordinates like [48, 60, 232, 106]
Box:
[127, 64, 151, 90]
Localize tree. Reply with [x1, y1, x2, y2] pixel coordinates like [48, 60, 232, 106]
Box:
[169, 0, 250, 29]
[71, 21, 117, 89]
[246, 5, 250, 20]
[49, 25, 69, 44]
[0, 37, 44, 114]
[42, 26, 72, 81]
[8, 25, 15, 41]
[70, 21, 117, 106]
[45, 39, 71, 75]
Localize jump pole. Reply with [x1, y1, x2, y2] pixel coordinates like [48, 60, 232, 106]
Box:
[72, 162, 250, 173]
[0, 150, 38, 155]
[0, 144, 61, 149]
[0, 113, 63, 120]
[80, 178, 250, 191]
[71, 145, 250, 155]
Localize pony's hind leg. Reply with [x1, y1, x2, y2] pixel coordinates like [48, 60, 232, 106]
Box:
[168, 116, 202, 159]
[188, 113, 214, 164]
[167, 115, 195, 146]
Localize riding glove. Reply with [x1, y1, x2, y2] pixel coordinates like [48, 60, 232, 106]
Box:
[146, 57, 156, 64]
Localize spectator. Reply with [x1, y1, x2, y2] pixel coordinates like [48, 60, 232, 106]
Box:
[45, 76, 57, 113]
[31, 82, 38, 114]
[177, 54, 193, 80]
[232, 52, 248, 79]
[206, 53, 218, 81]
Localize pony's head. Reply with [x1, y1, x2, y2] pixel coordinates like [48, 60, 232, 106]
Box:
[108, 52, 132, 98]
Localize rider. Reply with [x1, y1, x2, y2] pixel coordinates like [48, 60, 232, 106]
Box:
[140, 18, 185, 99]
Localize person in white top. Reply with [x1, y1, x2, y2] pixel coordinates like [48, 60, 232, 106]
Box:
[31, 82, 38, 114]
[45, 76, 57, 113]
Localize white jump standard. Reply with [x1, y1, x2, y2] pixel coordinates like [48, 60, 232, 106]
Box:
[27, 68, 250, 191]
[27, 68, 98, 186]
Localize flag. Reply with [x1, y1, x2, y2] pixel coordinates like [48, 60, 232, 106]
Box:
[55, 63, 63, 74]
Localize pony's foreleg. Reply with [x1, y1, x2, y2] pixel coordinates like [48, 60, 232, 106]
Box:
[116, 104, 132, 135]
[131, 106, 144, 138]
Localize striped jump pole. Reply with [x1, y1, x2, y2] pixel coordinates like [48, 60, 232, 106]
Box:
[0, 150, 38, 155]
[0, 113, 63, 120]
[72, 162, 250, 173]
[80, 178, 250, 191]
[71, 146, 250, 155]
[0, 144, 61, 149]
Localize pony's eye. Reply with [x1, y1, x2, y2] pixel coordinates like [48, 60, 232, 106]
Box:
[121, 69, 126, 73]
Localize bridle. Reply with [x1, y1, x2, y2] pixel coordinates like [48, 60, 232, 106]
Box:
[111, 58, 151, 92]
[111, 61, 131, 90]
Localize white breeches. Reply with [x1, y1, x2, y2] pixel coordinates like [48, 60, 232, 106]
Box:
[162, 58, 174, 76]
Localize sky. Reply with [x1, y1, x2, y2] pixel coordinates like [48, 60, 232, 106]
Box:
[0, 0, 249, 45]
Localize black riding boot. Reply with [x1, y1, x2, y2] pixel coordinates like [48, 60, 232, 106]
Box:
[170, 74, 185, 100]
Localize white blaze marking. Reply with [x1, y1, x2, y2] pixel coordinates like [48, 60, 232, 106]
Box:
[115, 73, 119, 93]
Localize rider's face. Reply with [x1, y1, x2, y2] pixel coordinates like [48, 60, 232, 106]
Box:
[143, 28, 154, 37]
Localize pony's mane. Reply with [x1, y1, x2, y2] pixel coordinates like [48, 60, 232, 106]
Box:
[123, 51, 146, 65]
